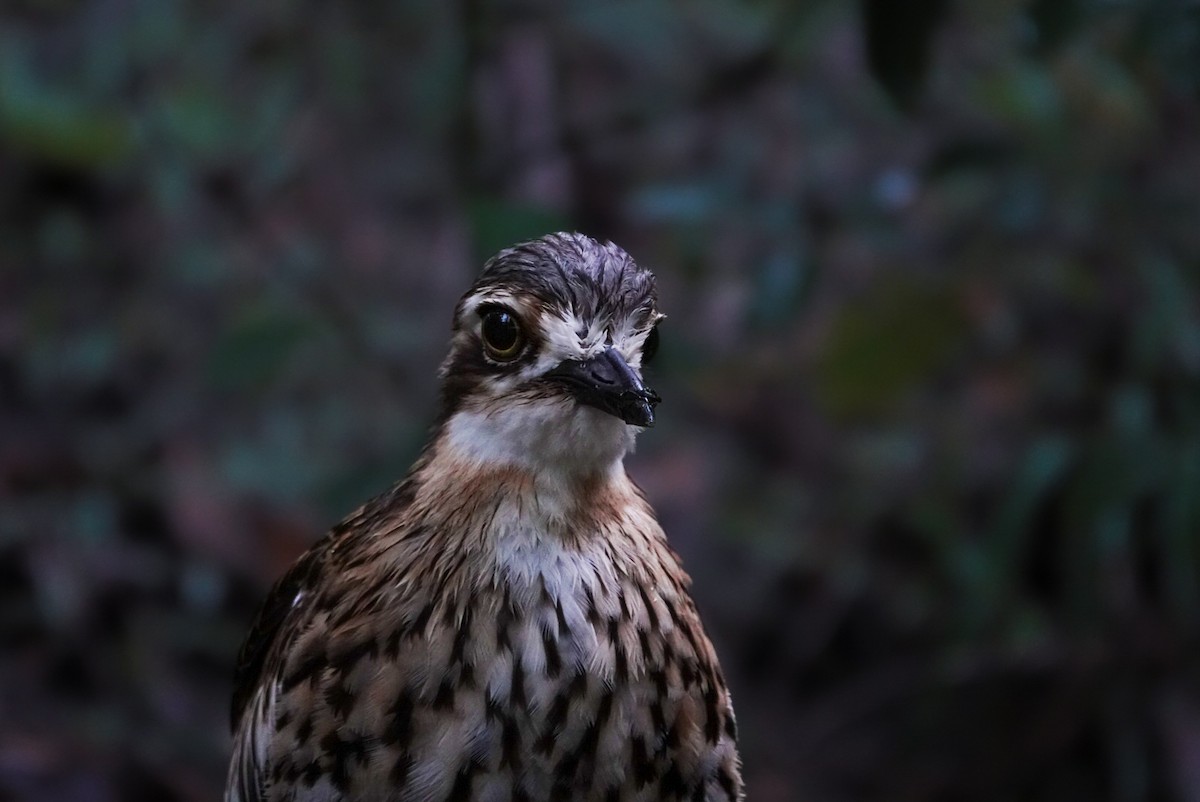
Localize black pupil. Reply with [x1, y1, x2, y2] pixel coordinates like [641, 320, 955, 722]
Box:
[643, 325, 660, 364]
[483, 310, 519, 353]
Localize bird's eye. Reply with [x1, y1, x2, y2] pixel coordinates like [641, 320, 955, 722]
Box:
[480, 307, 524, 360]
[642, 323, 660, 365]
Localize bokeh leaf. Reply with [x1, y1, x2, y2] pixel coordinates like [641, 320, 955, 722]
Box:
[862, 0, 949, 111]
[0, 48, 133, 168]
[207, 308, 318, 392]
[468, 198, 572, 263]
[814, 279, 967, 419]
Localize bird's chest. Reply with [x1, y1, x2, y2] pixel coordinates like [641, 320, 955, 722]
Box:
[268, 533, 727, 801]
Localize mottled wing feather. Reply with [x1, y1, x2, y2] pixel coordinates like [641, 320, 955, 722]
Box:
[231, 535, 331, 728]
[226, 683, 272, 802]
[227, 537, 335, 802]
[227, 480, 419, 802]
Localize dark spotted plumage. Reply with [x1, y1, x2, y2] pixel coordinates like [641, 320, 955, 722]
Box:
[226, 233, 742, 801]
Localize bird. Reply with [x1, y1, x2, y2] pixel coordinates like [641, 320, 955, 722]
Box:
[226, 232, 743, 802]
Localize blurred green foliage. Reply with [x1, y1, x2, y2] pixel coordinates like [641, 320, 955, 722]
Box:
[2, 0, 1199, 800]
[814, 278, 967, 418]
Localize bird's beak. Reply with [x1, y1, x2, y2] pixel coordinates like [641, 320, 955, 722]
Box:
[547, 347, 662, 427]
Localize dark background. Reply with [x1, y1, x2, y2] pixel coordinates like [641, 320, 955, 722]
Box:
[3, 1, 1200, 800]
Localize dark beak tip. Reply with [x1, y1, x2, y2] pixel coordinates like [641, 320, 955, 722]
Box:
[618, 390, 660, 428]
[622, 405, 655, 428]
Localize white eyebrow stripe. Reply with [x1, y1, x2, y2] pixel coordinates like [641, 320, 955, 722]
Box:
[459, 289, 521, 319]
[456, 290, 552, 349]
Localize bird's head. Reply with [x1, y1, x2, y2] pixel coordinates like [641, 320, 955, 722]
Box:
[436, 233, 663, 477]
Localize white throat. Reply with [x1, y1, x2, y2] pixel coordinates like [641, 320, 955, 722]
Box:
[440, 398, 636, 480]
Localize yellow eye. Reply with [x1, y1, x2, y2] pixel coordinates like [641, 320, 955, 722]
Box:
[480, 307, 523, 360]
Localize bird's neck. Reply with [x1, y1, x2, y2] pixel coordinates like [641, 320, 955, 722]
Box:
[416, 417, 635, 536]
[436, 401, 636, 483]
[402, 442, 662, 609]
[372, 403, 647, 568]
[332, 408, 670, 632]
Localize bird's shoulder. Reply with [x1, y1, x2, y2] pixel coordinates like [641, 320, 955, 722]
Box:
[229, 476, 420, 730]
